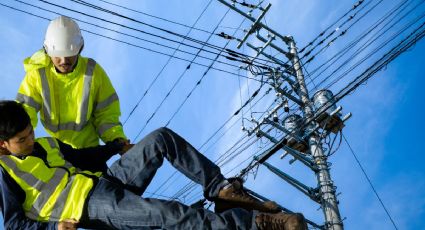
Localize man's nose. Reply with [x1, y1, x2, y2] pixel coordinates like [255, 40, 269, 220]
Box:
[59, 57, 72, 64]
[58, 57, 66, 64]
[27, 131, 35, 144]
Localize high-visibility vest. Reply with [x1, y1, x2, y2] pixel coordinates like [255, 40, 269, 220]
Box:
[16, 50, 126, 148]
[0, 137, 101, 222]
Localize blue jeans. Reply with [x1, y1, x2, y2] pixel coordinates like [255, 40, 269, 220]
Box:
[80, 127, 258, 229]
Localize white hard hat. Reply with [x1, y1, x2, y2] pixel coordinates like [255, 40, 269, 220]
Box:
[43, 16, 84, 57]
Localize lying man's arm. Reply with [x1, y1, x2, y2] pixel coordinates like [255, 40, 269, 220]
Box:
[57, 139, 124, 172]
[0, 167, 58, 230]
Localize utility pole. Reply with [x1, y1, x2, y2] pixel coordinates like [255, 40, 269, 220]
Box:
[288, 38, 343, 230]
[217, 1, 349, 229]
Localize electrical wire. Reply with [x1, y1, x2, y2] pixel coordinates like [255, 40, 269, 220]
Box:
[161, 13, 425, 208]
[4, 1, 422, 224]
[20, 0, 270, 71]
[131, 8, 233, 141]
[123, 0, 215, 126]
[300, 0, 371, 57]
[302, 0, 385, 65]
[165, 95, 282, 200]
[153, 94, 277, 199]
[238, 17, 425, 179]
[2, 1, 263, 81]
[305, 0, 414, 88]
[63, 0, 279, 67]
[342, 133, 399, 230]
[168, 0, 425, 219]
[324, 11, 425, 91]
[95, 0, 214, 35]
[163, 17, 248, 128]
[299, 0, 366, 54]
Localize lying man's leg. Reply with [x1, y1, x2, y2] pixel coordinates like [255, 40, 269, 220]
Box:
[79, 177, 307, 230]
[107, 127, 278, 213]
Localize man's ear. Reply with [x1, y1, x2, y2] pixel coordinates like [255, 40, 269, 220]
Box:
[0, 141, 10, 156]
[0, 140, 6, 149]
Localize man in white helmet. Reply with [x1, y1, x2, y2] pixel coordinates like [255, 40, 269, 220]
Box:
[16, 16, 130, 171]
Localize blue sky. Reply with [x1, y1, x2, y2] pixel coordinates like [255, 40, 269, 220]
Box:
[0, 0, 424, 229]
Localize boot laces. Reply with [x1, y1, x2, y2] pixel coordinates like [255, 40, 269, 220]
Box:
[256, 213, 285, 230]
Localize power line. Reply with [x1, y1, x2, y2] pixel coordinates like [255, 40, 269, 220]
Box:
[65, 0, 279, 67]
[305, 0, 414, 88]
[165, 0, 425, 223]
[152, 92, 275, 198]
[131, 8, 233, 141]
[95, 0, 214, 35]
[166, 102, 279, 200]
[16, 0, 267, 71]
[144, 0, 425, 214]
[122, 0, 215, 126]
[324, 10, 425, 91]
[342, 133, 399, 230]
[238, 17, 425, 182]
[299, 0, 366, 54]
[2, 1, 264, 80]
[163, 18, 249, 128]
[335, 19, 425, 101]
[156, 89, 271, 201]
[302, 0, 385, 65]
[176, 128, 277, 204]
[304, 0, 423, 95]
[300, 0, 371, 57]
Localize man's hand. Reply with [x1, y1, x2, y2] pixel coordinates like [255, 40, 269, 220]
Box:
[120, 143, 134, 155]
[114, 138, 134, 155]
[58, 219, 78, 230]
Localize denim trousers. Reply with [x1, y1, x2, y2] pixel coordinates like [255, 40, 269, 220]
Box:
[79, 127, 258, 229]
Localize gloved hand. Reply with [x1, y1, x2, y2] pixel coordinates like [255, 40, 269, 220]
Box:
[113, 138, 134, 155]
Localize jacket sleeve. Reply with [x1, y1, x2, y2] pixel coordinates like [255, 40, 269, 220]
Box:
[0, 167, 58, 230]
[16, 71, 42, 129]
[58, 140, 124, 172]
[91, 63, 127, 143]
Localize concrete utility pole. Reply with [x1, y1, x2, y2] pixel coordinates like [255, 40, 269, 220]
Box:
[288, 39, 343, 230]
[217, 1, 348, 229]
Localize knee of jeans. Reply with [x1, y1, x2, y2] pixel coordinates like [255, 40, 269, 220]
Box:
[150, 127, 178, 141]
[143, 127, 169, 142]
[155, 127, 172, 134]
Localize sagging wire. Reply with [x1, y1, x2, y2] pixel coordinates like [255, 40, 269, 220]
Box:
[302, 0, 385, 65]
[299, 0, 366, 54]
[5, 0, 262, 80]
[123, 0, 215, 126]
[95, 0, 214, 35]
[306, 0, 414, 90]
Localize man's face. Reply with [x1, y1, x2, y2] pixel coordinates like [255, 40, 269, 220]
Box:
[50, 55, 78, 74]
[0, 125, 35, 156]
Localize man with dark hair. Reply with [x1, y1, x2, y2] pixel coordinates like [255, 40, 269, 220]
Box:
[0, 100, 307, 230]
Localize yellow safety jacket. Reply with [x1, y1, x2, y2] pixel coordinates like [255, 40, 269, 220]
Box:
[0, 137, 101, 222]
[17, 50, 126, 148]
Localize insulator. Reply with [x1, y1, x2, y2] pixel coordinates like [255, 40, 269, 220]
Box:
[284, 99, 289, 112]
[272, 113, 278, 122]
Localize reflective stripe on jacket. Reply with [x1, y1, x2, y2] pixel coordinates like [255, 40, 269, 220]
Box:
[0, 137, 101, 222]
[17, 50, 126, 148]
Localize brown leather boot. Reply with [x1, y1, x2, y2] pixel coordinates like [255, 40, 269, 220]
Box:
[255, 212, 308, 230]
[213, 178, 281, 213]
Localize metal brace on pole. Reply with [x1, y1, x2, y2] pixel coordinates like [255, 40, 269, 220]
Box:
[237, 3, 271, 48]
